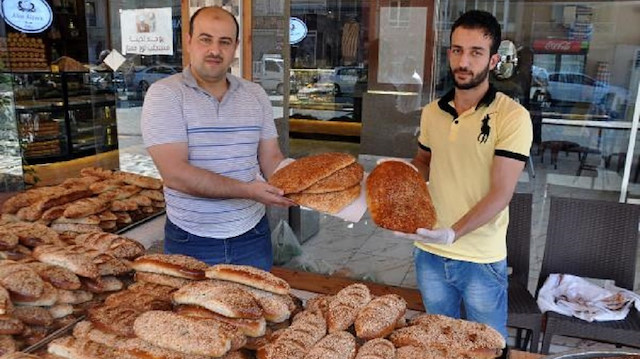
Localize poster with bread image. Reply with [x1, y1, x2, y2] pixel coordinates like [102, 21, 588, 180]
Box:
[269, 152, 367, 222]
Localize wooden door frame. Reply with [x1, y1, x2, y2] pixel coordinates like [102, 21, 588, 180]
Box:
[180, 0, 252, 80]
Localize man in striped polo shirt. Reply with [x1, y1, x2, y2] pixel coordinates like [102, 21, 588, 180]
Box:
[141, 6, 294, 271]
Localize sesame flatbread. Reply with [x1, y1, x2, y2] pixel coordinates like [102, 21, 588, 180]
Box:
[366, 161, 436, 233]
[288, 185, 361, 214]
[303, 163, 364, 194]
[269, 153, 356, 194]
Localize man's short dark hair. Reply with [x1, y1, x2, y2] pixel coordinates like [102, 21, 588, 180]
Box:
[451, 10, 501, 55]
[189, 6, 239, 41]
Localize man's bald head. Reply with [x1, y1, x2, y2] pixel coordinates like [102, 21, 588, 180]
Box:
[189, 6, 239, 41]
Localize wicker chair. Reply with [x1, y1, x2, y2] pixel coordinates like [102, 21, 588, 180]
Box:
[506, 192, 542, 353]
[537, 196, 640, 354]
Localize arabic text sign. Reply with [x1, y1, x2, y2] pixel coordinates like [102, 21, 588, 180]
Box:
[121, 7, 173, 55]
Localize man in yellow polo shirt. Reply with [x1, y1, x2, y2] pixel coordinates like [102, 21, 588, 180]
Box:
[401, 10, 532, 341]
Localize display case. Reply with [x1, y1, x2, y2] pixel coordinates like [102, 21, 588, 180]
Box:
[9, 71, 118, 165]
[288, 68, 366, 139]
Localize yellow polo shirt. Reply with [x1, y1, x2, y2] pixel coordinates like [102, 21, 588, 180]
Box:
[416, 86, 532, 263]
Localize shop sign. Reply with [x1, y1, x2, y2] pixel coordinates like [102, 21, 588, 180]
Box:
[533, 39, 588, 53]
[120, 7, 173, 55]
[0, 0, 53, 33]
[290, 17, 307, 45]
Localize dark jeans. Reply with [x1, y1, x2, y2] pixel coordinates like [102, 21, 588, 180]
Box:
[164, 215, 273, 271]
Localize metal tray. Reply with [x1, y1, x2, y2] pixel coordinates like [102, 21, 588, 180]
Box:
[544, 349, 640, 358]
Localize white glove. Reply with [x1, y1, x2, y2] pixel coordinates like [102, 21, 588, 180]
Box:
[376, 157, 419, 172]
[394, 227, 456, 246]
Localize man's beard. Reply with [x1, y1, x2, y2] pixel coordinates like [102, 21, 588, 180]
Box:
[452, 64, 490, 90]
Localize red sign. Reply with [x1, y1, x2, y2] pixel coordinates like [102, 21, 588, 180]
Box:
[533, 39, 586, 53]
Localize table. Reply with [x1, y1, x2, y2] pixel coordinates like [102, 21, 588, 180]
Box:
[512, 350, 544, 359]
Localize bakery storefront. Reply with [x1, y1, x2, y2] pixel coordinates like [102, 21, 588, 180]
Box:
[1, 0, 640, 356]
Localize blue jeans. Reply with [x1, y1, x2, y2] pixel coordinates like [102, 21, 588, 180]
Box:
[164, 215, 273, 271]
[414, 248, 508, 339]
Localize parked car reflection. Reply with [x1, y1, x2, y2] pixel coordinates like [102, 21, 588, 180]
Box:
[530, 71, 628, 117]
[131, 65, 182, 93]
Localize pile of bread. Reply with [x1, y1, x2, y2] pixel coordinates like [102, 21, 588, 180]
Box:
[269, 153, 364, 214]
[0, 256, 503, 359]
[259, 283, 505, 359]
[0, 222, 145, 355]
[1, 167, 165, 234]
[40, 258, 301, 359]
[269, 153, 437, 232]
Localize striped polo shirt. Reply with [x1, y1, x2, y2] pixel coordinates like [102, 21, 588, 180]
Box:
[141, 66, 278, 238]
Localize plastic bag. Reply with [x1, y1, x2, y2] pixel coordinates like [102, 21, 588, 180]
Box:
[537, 273, 635, 322]
[286, 253, 334, 275]
[271, 220, 302, 265]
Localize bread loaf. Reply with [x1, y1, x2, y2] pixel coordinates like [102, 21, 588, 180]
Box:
[80, 167, 114, 179]
[0, 352, 40, 359]
[390, 314, 505, 359]
[48, 304, 73, 319]
[0, 335, 17, 356]
[32, 244, 100, 279]
[131, 254, 207, 280]
[104, 289, 171, 312]
[354, 338, 396, 359]
[126, 281, 176, 299]
[0, 315, 24, 335]
[81, 276, 123, 293]
[326, 283, 371, 333]
[269, 153, 356, 194]
[1, 222, 63, 247]
[172, 280, 263, 319]
[206, 264, 290, 295]
[74, 232, 144, 259]
[243, 285, 294, 323]
[304, 163, 364, 194]
[366, 161, 437, 233]
[140, 189, 164, 202]
[63, 197, 110, 219]
[114, 172, 163, 190]
[303, 331, 356, 359]
[288, 185, 361, 214]
[257, 310, 327, 359]
[48, 336, 124, 359]
[133, 310, 232, 357]
[0, 233, 18, 251]
[175, 304, 267, 337]
[12, 281, 57, 306]
[354, 294, 406, 339]
[134, 271, 192, 288]
[25, 261, 81, 290]
[12, 305, 53, 327]
[0, 286, 13, 315]
[0, 260, 44, 299]
[88, 304, 142, 338]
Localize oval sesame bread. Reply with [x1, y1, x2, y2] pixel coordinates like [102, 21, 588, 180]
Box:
[288, 185, 360, 214]
[269, 153, 356, 194]
[304, 162, 364, 194]
[205, 264, 290, 295]
[366, 161, 436, 233]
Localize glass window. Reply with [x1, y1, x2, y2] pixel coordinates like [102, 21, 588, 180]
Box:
[257, 0, 640, 290]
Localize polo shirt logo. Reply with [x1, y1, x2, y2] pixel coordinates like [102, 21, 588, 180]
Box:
[477, 114, 491, 144]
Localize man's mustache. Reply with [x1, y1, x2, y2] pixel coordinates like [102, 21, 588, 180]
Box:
[454, 68, 472, 75]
